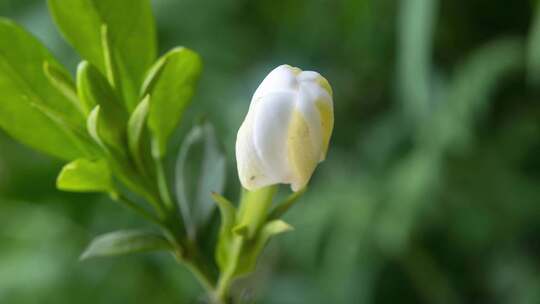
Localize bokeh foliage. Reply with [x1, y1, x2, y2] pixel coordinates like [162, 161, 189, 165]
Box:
[0, 0, 539, 303]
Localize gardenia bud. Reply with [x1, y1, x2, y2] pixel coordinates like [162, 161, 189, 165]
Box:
[236, 65, 334, 192]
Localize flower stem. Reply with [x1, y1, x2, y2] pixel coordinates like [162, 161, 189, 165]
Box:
[215, 185, 278, 302]
[236, 186, 278, 238]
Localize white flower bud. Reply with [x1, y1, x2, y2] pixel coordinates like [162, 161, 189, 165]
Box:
[236, 65, 334, 192]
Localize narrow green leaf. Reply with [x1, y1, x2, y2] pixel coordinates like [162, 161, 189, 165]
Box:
[80, 230, 172, 260]
[146, 47, 203, 157]
[212, 192, 237, 269]
[77, 61, 128, 152]
[212, 193, 236, 230]
[48, 0, 157, 109]
[127, 95, 151, 175]
[175, 122, 226, 235]
[140, 54, 168, 96]
[257, 220, 294, 246]
[76, 62, 97, 114]
[100, 24, 117, 89]
[43, 61, 83, 115]
[268, 188, 307, 220]
[87, 105, 104, 148]
[235, 220, 293, 276]
[87, 106, 160, 212]
[0, 18, 86, 160]
[57, 158, 112, 193]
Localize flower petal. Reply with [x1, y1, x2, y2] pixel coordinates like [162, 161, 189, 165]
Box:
[236, 110, 271, 190]
[252, 65, 300, 102]
[252, 92, 296, 183]
[286, 109, 319, 191]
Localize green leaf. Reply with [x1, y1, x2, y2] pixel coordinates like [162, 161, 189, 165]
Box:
[43, 61, 83, 115]
[77, 61, 128, 152]
[212, 192, 237, 270]
[145, 47, 203, 158]
[175, 122, 226, 235]
[80, 229, 172, 260]
[235, 220, 293, 276]
[57, 158, 112, 193]
[100, 24, 118, 89]
[87, 104, 161, 213]
[31, 103, 96, 157]
[48, 0, 157, 109]
[127, 95, 151, 175]
[87, 105, 105, 148]
[140, 53, 168, 96]
[0, 18, 86, 160]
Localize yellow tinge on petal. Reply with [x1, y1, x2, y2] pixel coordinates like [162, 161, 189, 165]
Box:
[316, 101, 334, 159]
[316, 75, 333, 96]
[287, 109, 319, 191]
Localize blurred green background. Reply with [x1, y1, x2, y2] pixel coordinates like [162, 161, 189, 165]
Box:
[1, 0, 540, 303]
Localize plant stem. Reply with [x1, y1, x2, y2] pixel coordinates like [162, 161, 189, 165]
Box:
[215, 236, 243, 303]
[171, 246, 216, 293]
[215, 186, 278, 302]
[167, 232, 220, 302]
[151, 153, 216, 300]
[236, 186, 278, 238]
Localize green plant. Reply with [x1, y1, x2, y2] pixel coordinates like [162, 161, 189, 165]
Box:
[0, 1, 333, 303]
